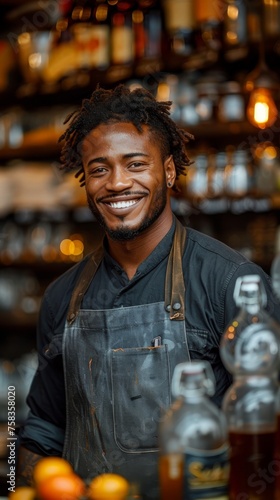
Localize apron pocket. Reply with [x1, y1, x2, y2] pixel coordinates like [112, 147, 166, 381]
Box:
[111, 345, 171, 453]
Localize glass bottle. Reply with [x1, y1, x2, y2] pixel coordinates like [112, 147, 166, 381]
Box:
[186, 153, 209, 200]
[158, 360, 229, 500]
[223, 0, 248, 62]
[217, 81, 245, 123]
[224, 149, 250, 197]
[162, 0, 196, 59]
[208, 151, 227, 198]
[110, 0, 135, 68]
[133, 0, 163, 72]
[220, 274, 280, 376]
[255, 143, 277, 196]
[271, 226, 280, 302]
[220, 274, 280, 500]
[271, 230, 280, 500]
[194, 0, 225, 54]
[62, 0, 110, 75]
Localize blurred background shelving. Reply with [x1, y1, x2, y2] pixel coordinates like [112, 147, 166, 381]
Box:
[1, 0, 280, 493]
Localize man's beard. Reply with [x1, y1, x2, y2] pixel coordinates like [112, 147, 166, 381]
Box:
[87, 184, 168, 241]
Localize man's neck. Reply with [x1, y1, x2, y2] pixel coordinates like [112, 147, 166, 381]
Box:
[106, 213, 174, 280]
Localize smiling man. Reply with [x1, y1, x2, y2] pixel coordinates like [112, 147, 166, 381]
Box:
[16, 85, 280, 499]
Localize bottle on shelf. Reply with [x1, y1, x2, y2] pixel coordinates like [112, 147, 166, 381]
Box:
[271, 226, 280, 302]
[70, 0, 110, 71]
[208, 151, 227, 198]
[44, 0, 110, 86]
[186, 153, 209, 201]
[224, 149, 251, 198]
[109, 0, 135, 80]
[223, 0, 248, 62]
[162, 0, 196, 63]
[194, 0, 225, 61]
[133, 0, 163, 74]
[158, 360, 229, 500]
[220, 274, 280, 500]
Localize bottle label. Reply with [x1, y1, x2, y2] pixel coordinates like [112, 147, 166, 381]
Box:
[111, 25, 134, 64]
[184, 445, 229, 499]
[73, 24, 110, 68]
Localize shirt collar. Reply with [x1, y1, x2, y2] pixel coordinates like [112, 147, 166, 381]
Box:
[103, 217, 176, 278]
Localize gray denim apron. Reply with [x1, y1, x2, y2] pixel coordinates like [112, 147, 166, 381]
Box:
[62, 219, 190, 499]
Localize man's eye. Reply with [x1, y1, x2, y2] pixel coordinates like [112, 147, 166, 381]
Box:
[130, 162, 145, 168]
[90, 167, 107, 175]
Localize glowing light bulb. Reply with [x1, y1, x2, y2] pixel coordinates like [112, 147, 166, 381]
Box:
[246, 88, 278, 129]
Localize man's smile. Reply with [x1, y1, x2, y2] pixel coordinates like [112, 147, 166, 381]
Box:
[107, 199, 138, 209]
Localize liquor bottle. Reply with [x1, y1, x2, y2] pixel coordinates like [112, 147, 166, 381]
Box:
[220, 274, 280, 500]
[110, 0, 135, 76]
[223, 0, 248, 62]
[162, 0, 196, 63]
[70, 0, 110, 71]
[194, 0, 225, 59]
[158, 361, 229, 500]
[133, 0, 163, 74]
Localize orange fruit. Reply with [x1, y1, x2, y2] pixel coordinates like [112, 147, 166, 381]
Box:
[88, 473, 130, 500]
[33, 456, 74, 485]
[8, 486, 36, 500]
[36, 472, 86, 500]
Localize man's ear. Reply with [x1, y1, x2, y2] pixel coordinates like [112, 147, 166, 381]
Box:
[164, 155, 176, 189]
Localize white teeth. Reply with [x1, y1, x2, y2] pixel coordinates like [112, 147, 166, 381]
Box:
[109, 200, 137, 209]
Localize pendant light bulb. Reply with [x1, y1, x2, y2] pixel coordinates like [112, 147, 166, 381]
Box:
[246, 87, 278, 129]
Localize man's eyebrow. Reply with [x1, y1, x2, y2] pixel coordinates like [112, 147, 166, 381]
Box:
[87, 157, 107, 167]
[87, 152, 149, 167]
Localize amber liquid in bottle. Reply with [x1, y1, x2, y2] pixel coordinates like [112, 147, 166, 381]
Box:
[275, 414, 280, 500]
[229, 427, 276, 500]
[159, 453, 184, 500]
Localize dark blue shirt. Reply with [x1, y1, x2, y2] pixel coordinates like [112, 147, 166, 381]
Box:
[21, 219, 280, 455]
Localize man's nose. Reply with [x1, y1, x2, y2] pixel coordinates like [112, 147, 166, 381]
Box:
[105, 167, 133, 191]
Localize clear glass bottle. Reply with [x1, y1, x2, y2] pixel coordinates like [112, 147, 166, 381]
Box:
[208, 151, 227, 198]
[220, 274, 280, 376]
[158, 361, 229, 500]
[186, 153, 209, 200]
[271, 226, 280, 301]
[220, 274, 280, 500]
[224, 149, 250, 197]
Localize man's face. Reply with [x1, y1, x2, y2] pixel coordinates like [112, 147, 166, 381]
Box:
[81, 122, 176, 241]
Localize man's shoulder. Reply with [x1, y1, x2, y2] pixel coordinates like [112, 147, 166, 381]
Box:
[185, 227, 249, 266]
[45, 252, 94, 301]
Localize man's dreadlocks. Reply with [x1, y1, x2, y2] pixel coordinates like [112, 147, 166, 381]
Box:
[59, 84, 194, 187]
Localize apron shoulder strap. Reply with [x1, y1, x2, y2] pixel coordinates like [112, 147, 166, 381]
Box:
[164, 217, 187, 321]
[67, 245, 104, 324]
[67, 217, 187, 324]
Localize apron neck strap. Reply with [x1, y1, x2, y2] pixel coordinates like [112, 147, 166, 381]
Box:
[67, 244, 104, 324]
[164, 217, 187, 321]
[67, 217, 187, 324]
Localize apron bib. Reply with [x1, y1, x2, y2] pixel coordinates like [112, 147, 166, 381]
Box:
[62, 219, 190, 499]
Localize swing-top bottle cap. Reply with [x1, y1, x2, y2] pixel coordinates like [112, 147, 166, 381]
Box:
[171, 360, 216, 398]
[233, 274, 267, 308]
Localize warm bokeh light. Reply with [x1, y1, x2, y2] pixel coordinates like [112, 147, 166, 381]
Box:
[246, 88, 278, 129]
[60, 235, 84, 260]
